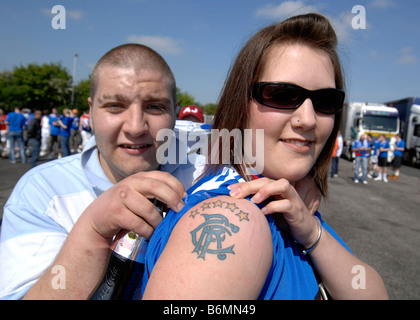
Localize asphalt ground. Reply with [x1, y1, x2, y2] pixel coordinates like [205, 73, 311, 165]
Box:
[0, 155, 419, 300]
[319, 158, 420, 300]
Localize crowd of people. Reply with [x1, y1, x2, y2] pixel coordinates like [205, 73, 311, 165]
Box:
[350, 133, 405, 184]
[0, 106, 92, 167]
[329, 131, 405, 184]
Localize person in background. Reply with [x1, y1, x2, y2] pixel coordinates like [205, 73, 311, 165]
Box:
[366, 134, 375, 178]
[330, 130, 342, 177]
[40, 109, 50, 157]
[58, 108, 74, 157]
[352, 134, 370, 184]
[388, 133, 405, 180]
[374, 134, 390, 183]
[47, 107, 61, 159]
[0, 108, 8, 155]
[70, 108, 81, 153]
[27, 110, 42, 168]
[178, 105, 204, 123]
[79, 109, 92, 152]
[5, 106, 27, 164]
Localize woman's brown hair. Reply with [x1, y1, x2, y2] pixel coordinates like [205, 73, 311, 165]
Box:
[208, 13, 345, 197]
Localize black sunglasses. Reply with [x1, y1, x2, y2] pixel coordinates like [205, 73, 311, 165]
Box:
[252, 82, 345, 115]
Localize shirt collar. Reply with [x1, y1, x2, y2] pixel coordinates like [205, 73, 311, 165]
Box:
[81, 135, 113, 196]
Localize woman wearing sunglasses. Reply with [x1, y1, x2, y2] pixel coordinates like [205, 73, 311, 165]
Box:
[141, 13, 388, 299]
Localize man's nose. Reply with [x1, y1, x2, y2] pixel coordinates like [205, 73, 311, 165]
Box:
[122, 104, 148, 137]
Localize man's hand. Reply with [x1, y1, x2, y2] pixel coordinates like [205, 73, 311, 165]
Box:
[84, 170, 187, 242]
[24, 170, 186, 300]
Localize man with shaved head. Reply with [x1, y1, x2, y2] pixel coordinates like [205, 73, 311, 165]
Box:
[0, 44, 199, 299]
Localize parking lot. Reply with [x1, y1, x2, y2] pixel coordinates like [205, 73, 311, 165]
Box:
[319, 158, 420, 300]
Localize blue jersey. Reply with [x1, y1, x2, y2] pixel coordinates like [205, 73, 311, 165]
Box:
[141, 166, 351, 300]
[379, 140, 390, 158]
[59, 116, 74, 137]
[394, 139, 405, 157]
[49, 114, 61, 136]
[5, 112, 26, 132]
[352, 139, 370, 157]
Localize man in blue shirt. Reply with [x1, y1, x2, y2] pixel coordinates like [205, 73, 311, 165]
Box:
[389, 133, 405, 180]
[70, 109, 81, 153]
[58, 108, 74, 157]
[374, 134, 391, 183]
[47, 107, 62, 159]
[352, 134, 370, 184]
[5, 106, 27, 164]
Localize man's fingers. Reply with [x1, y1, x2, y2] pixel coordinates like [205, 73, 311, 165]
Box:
[117, 186, 164, 230]
[129, 175, 186, 214]
[133, 171, 187, 199]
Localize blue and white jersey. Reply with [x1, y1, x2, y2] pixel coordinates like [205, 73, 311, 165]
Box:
[353, 139, 370, 158]
[0, 131, 205, 299]
[141, 166, 351, 300]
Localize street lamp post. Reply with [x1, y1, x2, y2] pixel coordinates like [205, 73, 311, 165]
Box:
[71, 53, 78, 108]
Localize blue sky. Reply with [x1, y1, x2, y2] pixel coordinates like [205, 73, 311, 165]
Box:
[1, 0, 419, 106]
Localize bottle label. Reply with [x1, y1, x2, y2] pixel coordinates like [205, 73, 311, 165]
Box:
[114, 231, 146, 260]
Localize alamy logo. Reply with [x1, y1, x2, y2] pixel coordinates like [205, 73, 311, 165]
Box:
[51, 5, 66, 30]
[352, 5, 366, 30]
[156, 128, 264, 175]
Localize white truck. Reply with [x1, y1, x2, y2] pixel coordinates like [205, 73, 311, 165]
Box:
[341, 102, 400, 162]
[385, 97, 420, 167]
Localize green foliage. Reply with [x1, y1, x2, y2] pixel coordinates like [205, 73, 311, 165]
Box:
[0, 63, 217, 116]
[201, 103, 217, 115]
[175, 87, 218, 116]
[0, 62, 72, 112]
[176, 87, 198, 108]
[73, 78, 91, 112]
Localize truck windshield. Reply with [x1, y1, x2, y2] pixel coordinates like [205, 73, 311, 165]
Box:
[362, 115, 398, 132]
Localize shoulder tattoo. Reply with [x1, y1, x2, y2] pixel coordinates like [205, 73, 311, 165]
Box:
[189, 199, 250, 261]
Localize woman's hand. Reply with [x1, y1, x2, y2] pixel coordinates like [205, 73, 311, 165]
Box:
[228, 176, 388, 299]
[228, 175, 321, 248]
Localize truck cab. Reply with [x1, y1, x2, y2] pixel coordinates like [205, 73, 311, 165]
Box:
[405, 104, 420, 166]
[342, 102, 400, 162]
[386, 98, 420, 167]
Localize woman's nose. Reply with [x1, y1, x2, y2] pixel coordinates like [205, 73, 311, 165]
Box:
[291, 98, 317, 130]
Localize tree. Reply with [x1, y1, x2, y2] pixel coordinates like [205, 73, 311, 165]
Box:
[0, 63, 218, 118]
[176, 87, 199, 108]
[0, 63, 72, 112]
[202, 103, 217, 115]
[73, 78, 91, 112]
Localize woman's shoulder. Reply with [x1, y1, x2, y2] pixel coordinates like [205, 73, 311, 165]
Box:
[176, 195, 272, 259]
[143, 194, 273, 299]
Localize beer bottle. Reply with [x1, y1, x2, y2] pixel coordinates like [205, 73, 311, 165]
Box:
[90, 200, 166, 300]
[90, 231, 148, 300]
